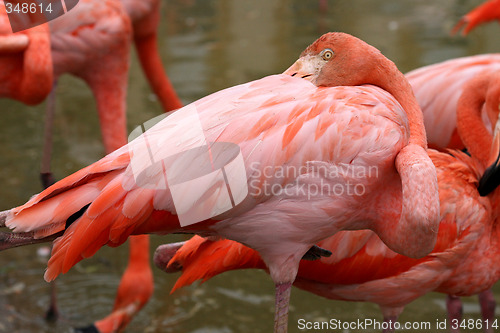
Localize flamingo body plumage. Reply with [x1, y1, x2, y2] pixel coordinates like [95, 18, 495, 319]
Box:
[161, 146, 500, 328]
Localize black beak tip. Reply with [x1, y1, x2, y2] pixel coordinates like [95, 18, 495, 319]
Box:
[478, 162, 500, 196]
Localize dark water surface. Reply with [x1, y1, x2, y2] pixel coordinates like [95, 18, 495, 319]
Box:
[0, 0, 499, 332]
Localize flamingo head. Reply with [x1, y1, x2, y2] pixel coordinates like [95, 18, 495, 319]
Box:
[283, 32, 394, 89]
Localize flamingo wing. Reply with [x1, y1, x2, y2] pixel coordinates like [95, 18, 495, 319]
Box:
[5, 74, 410, 281]
[167, 150, 489, 294]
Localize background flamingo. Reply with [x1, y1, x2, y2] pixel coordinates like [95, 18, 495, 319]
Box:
[0, 32, 440, 333]
[0, 0, 182, 330]
[51, 1, 182, 331]
[407, 54, 500, 150]
[417, 1, 500, 324]
[157, 70, 500, 333]
[406, 55, 500, 330]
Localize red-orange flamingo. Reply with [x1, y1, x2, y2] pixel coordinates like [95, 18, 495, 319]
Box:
[0, 32, 440, 333]
[56, 1, 182, 331]
[0, 0, 182, 329]
[452, 0, 500, 36]
[406, 54, 500, 151]
[406, 56, 500, 330]
[157, 71, 500, 333]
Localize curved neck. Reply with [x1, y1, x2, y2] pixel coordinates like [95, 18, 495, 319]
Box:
[457, 75, 493, 167]
[134, 33, 183, 112]
[368, 53, 428, 149]
[18, 25, 53, 105]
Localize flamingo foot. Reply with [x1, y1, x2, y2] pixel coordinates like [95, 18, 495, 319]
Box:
[301, 245, 332, 261]
[447, 295, 463, 333]
[74, 324, 99, 333]
[44, 280, 58, 322]
[479, 289, 496, 333]
[274, 282, 292, 333]
[153, 241, 186, 273]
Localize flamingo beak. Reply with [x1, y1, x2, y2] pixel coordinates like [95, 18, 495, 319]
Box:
[478, 107, 500, 196]
[283, 56, 323, 84]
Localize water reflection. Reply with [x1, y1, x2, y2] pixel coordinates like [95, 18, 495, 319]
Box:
[0, 0, 499, 332]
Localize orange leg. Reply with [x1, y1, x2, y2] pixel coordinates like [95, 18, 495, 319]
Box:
[76, 236, 153, 333]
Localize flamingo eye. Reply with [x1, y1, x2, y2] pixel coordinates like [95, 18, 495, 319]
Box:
[320, 49, 334, 61]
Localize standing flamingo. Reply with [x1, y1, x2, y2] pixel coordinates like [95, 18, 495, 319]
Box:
[51, 1, 183, 331]
[407, 54, 500, 329]
[50, 0, 181, 330]
[92, 53, 500, 333]
[1, 0, 182, 160]
[158, 71, 500, 333]
[0, 0, 183, 329]
[0, 32, 440, 333]
[452, 0, 500, 36]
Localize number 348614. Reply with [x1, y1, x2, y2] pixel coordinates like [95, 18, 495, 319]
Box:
[5, 2, 53, 14]
[451, 319, 499, 330]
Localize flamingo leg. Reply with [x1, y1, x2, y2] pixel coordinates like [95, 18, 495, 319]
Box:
[479, 289, 496, 333]
[274, 282, 292, 333]
[40, 82, 58, 322]
[40, 82, 57, 189]
[379, 306, 403, 333]
[134, 32, 183, 112]
[447, 295, 463, 333]
[382, 316, 398, 333]
[45, 281, 58, 322]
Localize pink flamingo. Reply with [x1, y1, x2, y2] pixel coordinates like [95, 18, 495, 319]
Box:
[0, 0, 182, 329]
[406, 56, 500, 331]
[406, 54, 500, 151]
[156, 70, 500, 333]
[0, 32, 440, 333]
[1, 0, 182, 162]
